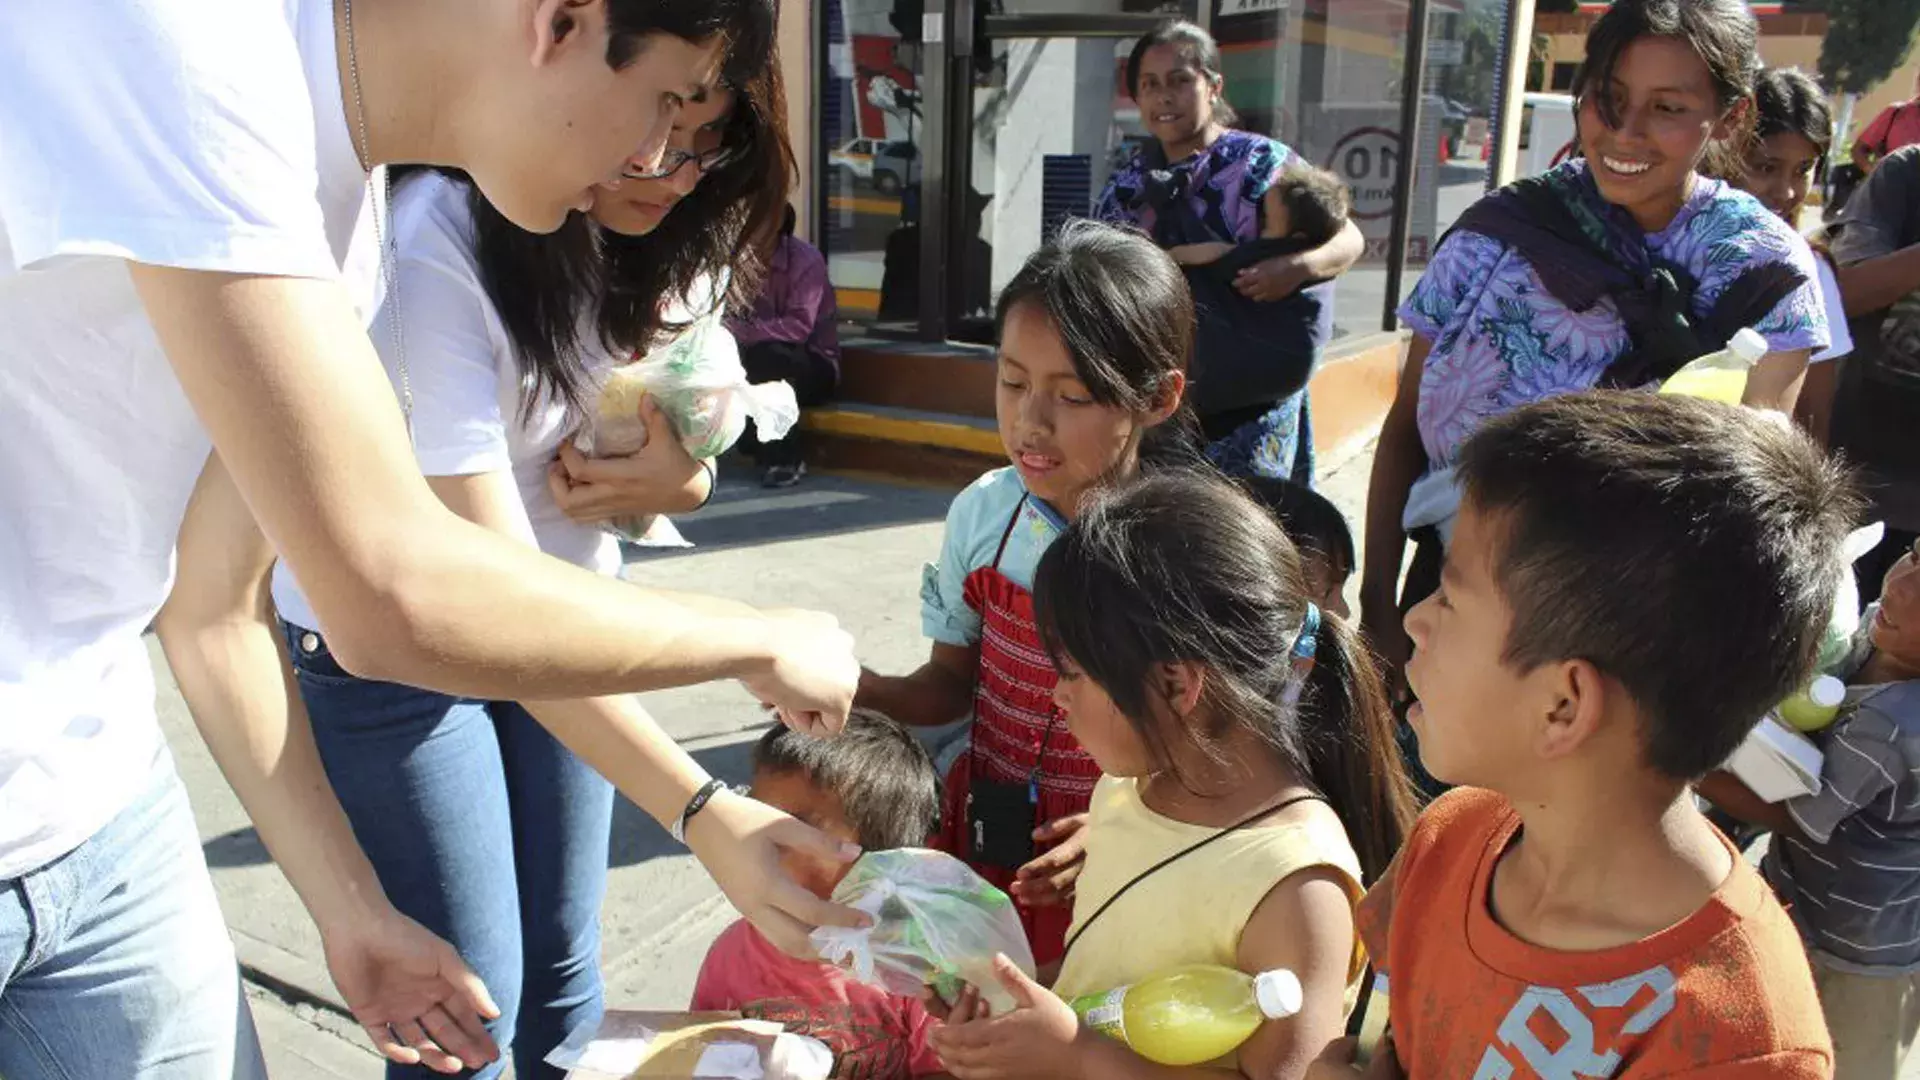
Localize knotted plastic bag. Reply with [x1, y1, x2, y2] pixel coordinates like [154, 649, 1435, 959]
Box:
[1819, 522, 1886, 674]
[811, 849, 1037, 1013]
[575, 305, 799, 463]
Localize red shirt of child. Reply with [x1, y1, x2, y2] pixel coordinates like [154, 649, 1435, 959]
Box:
[691, 919, 946, 1079]
[1357, 789, 1832, 1078]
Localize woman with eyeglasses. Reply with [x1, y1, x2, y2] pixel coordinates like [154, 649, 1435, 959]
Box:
[260, 62, 796, 1080]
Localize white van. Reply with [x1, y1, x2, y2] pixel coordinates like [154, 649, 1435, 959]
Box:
[1519, 93, 1578, 177]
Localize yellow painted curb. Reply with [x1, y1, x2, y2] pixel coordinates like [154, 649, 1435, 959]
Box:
[801, 408, 1004, 457]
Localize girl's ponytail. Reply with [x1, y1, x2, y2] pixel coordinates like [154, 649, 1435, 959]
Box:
[1034, 471, 1419, 883]
[1296, 610, 1418, 882]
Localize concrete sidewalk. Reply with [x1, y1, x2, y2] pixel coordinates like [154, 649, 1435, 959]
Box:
[158, 451, 1379, 1074]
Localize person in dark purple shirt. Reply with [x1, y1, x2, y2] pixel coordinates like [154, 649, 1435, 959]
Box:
[730, 204, 840, 486]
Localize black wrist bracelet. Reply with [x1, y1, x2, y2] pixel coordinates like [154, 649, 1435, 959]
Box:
[695, 459, 718, 510]
[671, 778, 728, 844]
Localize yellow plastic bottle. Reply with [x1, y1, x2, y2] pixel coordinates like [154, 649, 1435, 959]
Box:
[1780, 675, 1846, 733]
[1659, 328, 1768, 403]
[1068, 965, 1303, 1066]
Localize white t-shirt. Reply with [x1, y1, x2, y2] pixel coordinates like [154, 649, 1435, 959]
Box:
[276, 172, 618, 630]
[273, 172, 732, 631]
[1813, 256, 1854, 364]
[0, 0, 373, 878]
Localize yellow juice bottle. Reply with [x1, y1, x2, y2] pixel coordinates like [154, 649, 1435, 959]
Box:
[1068, 965, 1303, 1066]
[1659, 328, 1768, 404]
[1780, 675, 1846, 733]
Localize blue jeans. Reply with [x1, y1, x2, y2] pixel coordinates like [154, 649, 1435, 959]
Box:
[284, 623, 614, 1080]
[0, 749, 266, 1080]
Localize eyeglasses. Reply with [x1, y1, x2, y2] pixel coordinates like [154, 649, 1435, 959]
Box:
[622, 145, 737, 181]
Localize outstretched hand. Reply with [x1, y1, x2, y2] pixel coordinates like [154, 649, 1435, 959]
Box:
[321, 907, 501, 1073]
[739, 608, 860, 736]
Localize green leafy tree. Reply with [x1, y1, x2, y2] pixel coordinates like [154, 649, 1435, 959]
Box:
[1820, 0, 1920, 96]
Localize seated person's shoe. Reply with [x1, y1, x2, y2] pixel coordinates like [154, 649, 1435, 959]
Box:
[762, 462, 807, 488]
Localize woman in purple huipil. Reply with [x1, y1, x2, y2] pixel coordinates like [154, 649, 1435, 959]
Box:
[1097, 20, 1365, 486]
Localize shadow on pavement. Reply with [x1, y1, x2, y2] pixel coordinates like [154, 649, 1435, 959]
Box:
[204, 734, 770, 873]
[623, 467, 952, 560]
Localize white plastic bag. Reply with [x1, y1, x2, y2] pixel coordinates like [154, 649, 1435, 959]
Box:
[576, 306, 800, 462]
[1819, 522, 1885, 673]
[545, 1011, 833, 1080]
[810, 848, 1037, 1013]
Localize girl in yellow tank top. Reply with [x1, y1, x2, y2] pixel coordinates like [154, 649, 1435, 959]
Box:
[930, 473, 1418, 1080]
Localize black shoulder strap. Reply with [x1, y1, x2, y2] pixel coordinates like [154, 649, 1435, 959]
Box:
[1060, 792, 1327, 965]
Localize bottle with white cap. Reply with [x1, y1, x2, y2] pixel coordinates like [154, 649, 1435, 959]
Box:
[1659, 327, 1770, 404]
[1780, 675, 1847, 733]
[1067, 964, 1304, 1066]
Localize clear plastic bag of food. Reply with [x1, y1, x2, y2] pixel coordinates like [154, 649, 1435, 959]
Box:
[575, 306, 800, 462]
[810, 848, 1037, 1013]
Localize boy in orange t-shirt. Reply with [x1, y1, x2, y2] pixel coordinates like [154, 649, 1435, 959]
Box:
[1316, 393, 1849, 1079]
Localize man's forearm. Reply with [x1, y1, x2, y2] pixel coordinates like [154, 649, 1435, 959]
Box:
[132, 267, 785, 701]
[159, 453, 389, 930]
[156, 605, 387, 932]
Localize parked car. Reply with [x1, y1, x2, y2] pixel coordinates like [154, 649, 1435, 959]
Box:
[829, 137, 879, 185]
[1518, 93, 1577, 177]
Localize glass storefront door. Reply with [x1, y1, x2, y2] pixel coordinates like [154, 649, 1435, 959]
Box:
[818, 0, 1519, 342]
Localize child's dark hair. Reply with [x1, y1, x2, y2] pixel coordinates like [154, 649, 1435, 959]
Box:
[1234, 475, 1356, 575]
[606, 0, 774, 74]
[1273, 165, 1352, 249]
[752, 709, 940, 851]
[1033, 471, 1416, 880]
[1572, 0, 1758, 176]
[1752, 67, 1833, 155]
[1455, 392, 1860, 781]
[1126, 21, 1238, 127]
[995, 220, 1200, 465]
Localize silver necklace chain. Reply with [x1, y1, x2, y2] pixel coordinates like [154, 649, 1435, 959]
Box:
[343, 0, 412, 440]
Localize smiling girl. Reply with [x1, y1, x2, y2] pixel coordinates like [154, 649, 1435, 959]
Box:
[857, 221, 1192, 966]
[1361, 0, 1831, 686]
[1725, 67, 1854, 442]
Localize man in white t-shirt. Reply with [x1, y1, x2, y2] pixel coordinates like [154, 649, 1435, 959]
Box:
[0, 2, 866, 1076]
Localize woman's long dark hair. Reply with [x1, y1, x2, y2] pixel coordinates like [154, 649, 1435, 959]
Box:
[1033, 471, 1416, 881]
[460, 51, 794, 421]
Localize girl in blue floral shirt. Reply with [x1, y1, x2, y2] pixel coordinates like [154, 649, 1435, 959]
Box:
[1360, 0, 1830, 682]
